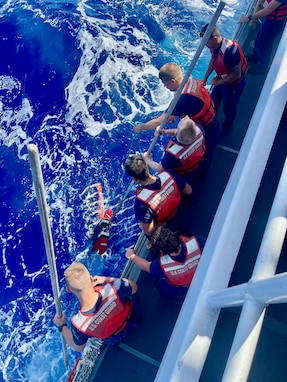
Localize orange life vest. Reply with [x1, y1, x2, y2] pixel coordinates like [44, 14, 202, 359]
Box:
[159, 236, 202, 287]
[182, 78, 216, 126]
[164, 126, 205, 174]
[72, 283, 132, 339]
[211, 38, 247, 83]
[265, 0, 287, 20]
[136, 171, 181, 224]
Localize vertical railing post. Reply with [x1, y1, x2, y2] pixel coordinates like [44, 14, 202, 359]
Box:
[155, 22, 287, 382]
[114, 1, 226, 217]
[27, 143, 69, 368]
[222, 155, 287, 382]
[147, 0, 226, 154]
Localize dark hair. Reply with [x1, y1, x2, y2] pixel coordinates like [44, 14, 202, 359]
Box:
[149, 226, 181, 255]
[124, 154, 150, 180]
[200, 24, 220, 39]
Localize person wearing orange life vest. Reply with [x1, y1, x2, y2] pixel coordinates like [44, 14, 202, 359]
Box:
[133, 63, 221, 175]
[142, 116, 205, 186]
[238, 0, 287, 74]
[201, 24, 247, 131]
[126, 226, 205, 296]
[124, 153, 192, 237]
[53, 262, 139, 350]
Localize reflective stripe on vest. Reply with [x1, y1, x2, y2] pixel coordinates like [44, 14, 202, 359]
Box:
[182, 78, 215, 126]
[136, 171, 181, 223]
[211, 38, 247, 82]
[159, 236, 201, 287]
[165, 127, 205, 174]
[72, 283, 131, 339]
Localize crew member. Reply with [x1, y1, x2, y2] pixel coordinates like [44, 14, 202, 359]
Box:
[53, 262, 139, 350]
[238, 0, 287, 74]
[134, 63, 221, 174]
[124, 153, 192, 236]
[142, 116, 205, 185]
[126, 226, 205, 296]
[201, 24, 247, 130]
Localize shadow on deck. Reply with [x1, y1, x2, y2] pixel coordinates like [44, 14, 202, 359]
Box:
[87, 22, 287, 382]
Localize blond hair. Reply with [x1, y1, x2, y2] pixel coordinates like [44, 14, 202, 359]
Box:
[159, 63, 183, 83]
[64, 262, 91, 292]
[177, 119, 197, 144]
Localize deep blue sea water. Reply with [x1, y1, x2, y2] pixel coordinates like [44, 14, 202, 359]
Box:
[0, 0, 247, 380]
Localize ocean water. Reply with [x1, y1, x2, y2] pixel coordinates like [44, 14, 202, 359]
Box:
[0, 0, 247, 380]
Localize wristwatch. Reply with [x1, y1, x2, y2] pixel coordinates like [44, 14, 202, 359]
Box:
[57, 323, 68, 332]
[248, 14, 253, 21]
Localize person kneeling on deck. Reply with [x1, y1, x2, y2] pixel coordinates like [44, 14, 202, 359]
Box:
[126, 226, 205, 296]
[53, 262, 140, 351]
[124, 154, 192, 237]
[142, 116, 206, 186]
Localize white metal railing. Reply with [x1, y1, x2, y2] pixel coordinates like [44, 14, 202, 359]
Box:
[211, 156, 287, 381]
[155, 24, 287, 382]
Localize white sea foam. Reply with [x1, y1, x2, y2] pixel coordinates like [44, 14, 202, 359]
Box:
[0, 96, 33, 156]
[0, 0, 248, 380]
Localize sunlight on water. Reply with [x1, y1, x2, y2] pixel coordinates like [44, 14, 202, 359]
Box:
[0, 0, 248, 380]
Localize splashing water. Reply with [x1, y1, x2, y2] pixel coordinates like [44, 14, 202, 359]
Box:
[0, 0, 247, 380]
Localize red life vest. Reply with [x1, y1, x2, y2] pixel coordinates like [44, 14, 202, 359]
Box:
[159, 236, 202, 287]
[92, 209, 113, 254]
[182, 78, 216, 126]
[211, 38, 247, 83]
[136, 171, 181, 224]
[72, 283, 132, 339]
[265, 0, 287, 20]
[164, 126, 205, 174]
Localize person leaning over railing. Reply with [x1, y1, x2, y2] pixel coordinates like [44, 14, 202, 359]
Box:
[133, 63, 221, 176]
[238, 0, 287, 74]
[124, 153, 192, 237]
[53, 262, 140, 351]
[126, 226, 205, 297]
[142, 116, 206, 186]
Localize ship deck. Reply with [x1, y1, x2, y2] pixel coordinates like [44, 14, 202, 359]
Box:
[82, 19, 287, 382]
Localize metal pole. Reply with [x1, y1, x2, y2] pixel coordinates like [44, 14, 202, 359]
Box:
[114, 1, 226, 218]
[147, 0, 226, 154]
[111, 180, 134, 221]
[222, 153, 287, 382]
[27, 143, 69, 368]
[206, 272, 287, 309]
[156, 11, 287, 382]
